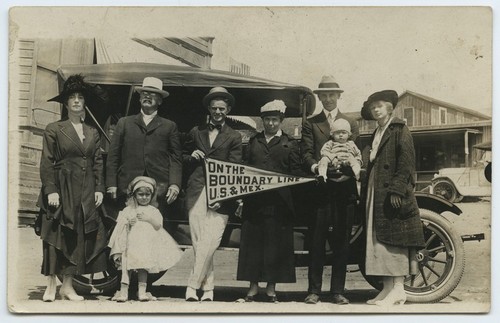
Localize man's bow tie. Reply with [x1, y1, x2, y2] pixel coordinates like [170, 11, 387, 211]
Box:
[208, 123, 222, 131]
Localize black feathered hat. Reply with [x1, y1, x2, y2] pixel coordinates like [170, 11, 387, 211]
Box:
[48, 74, 93, 104]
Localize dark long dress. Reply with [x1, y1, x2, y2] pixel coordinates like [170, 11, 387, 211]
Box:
[237, 132, 300, 283]
[39, 119, 107, 275]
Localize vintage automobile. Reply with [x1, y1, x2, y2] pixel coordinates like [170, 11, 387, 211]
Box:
[45, 63, 484, 304]
[431, 142, 492, 203]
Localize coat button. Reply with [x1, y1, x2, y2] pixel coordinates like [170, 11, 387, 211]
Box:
[82, 156, 87, 160]
[384, 164, 389, 169]
[82, 167, 86, 171]
[383, 182, 389, 188]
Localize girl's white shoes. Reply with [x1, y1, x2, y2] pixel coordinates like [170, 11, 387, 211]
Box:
[138, 291, 157, 302]
[111, 288, 128, 302]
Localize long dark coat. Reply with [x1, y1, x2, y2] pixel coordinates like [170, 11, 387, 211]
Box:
[361, 118, 425, 247]
[237, 131, 300, 283]
[106, 113, 183, 196]
[182, 123, 242, 215]
[39, 119, 107, 274]
[39, 119, 105, 233]
[243, 132, 302, 213]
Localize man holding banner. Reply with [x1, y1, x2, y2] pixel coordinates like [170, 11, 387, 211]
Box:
[301, 75, 360, 305]
[182, 87, 242, 302]
[236, 100, 302, 303]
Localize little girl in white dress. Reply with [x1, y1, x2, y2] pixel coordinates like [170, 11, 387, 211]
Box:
[108, 176, 183, 302]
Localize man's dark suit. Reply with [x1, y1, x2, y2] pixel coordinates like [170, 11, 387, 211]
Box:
[106, 113, 183, 201]
[183, 123, 243, 215]
[301, 110, 359, 296]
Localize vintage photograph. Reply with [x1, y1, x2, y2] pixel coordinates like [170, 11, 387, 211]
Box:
[7, 5, 492, 315]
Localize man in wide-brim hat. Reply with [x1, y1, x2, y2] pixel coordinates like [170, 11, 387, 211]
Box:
[183, 86, 242, 302]
[106, 76, 182, 213]
[300, 75, 360, 305]
[134, 76, 170, 98]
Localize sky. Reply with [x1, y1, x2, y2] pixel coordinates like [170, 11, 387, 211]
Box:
[2, 1, 499, 323]
[8, 6, 492, 117]
[209, 7, 492, 116]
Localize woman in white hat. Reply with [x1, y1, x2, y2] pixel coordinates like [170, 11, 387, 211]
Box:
[236, 100, 301, 303]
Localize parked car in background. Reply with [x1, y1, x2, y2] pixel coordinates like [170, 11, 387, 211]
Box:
[431, 142, 491, 202]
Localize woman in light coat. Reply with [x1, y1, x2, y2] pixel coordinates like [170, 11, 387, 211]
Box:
[360, 90, 425, 306]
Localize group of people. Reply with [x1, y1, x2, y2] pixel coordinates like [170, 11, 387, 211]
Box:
[38, 73, 425, 306]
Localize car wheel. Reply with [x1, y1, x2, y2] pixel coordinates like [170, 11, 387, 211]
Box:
[432, 180, 458, 202]
[360, 209, 465, 303]
[405, 209, 465, 303]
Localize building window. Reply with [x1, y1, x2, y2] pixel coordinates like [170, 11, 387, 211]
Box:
[439, 107, 447, 124]
[403, 107, 414, 126]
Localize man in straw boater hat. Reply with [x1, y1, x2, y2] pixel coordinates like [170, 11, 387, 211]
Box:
[106, 77, 183, 213]
[300, 75, 360, 305]
[183, 87, 242, 302]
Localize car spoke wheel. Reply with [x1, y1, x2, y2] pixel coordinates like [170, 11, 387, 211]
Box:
[404, 209, 465, 303]
[360, 209, 465, 303]
[58, 257, 120, 296]
[433, 180, 458, 202]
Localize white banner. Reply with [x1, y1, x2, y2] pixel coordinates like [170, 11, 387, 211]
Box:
[204, 158, 316, 204]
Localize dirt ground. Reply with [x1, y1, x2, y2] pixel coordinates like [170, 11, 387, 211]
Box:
[7, 199, 491, 314]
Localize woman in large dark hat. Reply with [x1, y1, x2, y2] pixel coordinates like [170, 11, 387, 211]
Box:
[360, 90, 425, 306]
[39, 74, 108, 301]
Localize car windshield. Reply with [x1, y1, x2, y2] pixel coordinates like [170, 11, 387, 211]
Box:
[475, 149, 491, 166]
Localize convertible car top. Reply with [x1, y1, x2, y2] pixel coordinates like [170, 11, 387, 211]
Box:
[56, 63, 316, 122]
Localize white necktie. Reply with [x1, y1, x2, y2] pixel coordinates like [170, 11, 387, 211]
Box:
[327, 112, 335, 130]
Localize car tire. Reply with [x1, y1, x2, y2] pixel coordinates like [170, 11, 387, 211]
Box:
[360, 209, 465, 303]
[432, 180, 459, 203]
[404, 209, 465, 303]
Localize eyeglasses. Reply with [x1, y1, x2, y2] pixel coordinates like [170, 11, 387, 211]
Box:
[140, 91, 159, 97]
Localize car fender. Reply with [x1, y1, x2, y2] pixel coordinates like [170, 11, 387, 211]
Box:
[415, 192, 462, 216]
